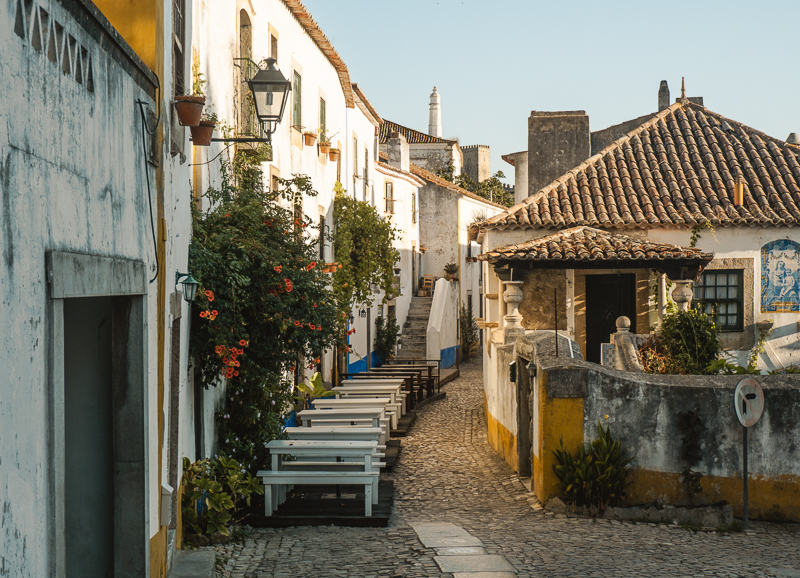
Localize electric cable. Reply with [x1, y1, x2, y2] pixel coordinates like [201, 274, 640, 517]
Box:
[189, 142, 234, 166]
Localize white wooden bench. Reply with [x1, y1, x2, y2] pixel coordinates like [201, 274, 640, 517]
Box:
[333, 385, 405, 415]
[256, 470, 379, 516]
[284, 426, 385, 447]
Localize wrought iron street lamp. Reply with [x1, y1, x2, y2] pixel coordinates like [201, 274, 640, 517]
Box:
[175, 271, 200, 303]
[248, 58, 291, 137]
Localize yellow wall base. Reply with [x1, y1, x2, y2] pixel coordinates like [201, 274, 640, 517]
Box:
[627, 468, 800, 523]
[149, 527, 167, 578]
[484, 394, 518, 473]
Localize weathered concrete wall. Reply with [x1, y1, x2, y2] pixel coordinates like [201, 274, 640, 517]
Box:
[518, 270, 568, 331]
[590, 113, 656, 154]
[419, 181, 460, 280]
[427, 278, 459, 367]
[528, 111, 590, 196]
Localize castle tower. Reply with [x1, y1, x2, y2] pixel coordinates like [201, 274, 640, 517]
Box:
[428, 86, 442, 138]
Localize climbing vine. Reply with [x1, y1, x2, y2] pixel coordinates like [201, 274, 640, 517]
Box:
[332, 184, 399, 331]
[189, 150, 343, 470]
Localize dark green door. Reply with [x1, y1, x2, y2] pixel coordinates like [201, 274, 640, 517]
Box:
[585, 274, 636, 363]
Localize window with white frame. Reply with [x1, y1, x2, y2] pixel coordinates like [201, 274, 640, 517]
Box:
[693, 270, 744, 331]
[385, 182, 394, 214]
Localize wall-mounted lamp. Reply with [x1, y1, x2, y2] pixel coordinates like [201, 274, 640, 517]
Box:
[175, 271, 200, 303]
[359, 309, 367, 318]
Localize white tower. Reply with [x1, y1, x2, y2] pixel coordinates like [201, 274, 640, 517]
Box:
[428, 86, 442, 138]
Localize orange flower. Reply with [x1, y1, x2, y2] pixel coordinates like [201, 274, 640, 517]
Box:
[294, 320, 301, 326]
[306, 262, 317, 271]
[310, 324, 316, 330]
[313, 303, 317, 308]
[290, 366, 296, 372]
[239, 339, 247, 346]
[212, 310, 218, 316]
[234, 371, 239, 376]
[315, 358, 320, 364]
[274, 265, 282, 273]
[200, 311, 207, 318]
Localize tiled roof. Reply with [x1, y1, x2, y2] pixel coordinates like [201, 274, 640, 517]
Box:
[375, 161, 425, 187]
[408, 163, 506, 209]
[379, 120, 455, 145]
[352, 84, 382, 125]
[478, 227, 713, 266]
[483, 102, 800, 231]
[282, 0, 354, 108]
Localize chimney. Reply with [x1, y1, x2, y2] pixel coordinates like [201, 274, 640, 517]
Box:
[428, 87, 442, 138]
[658, 80, 670, 111]
[527, 111, 590, 196]
[733, 176, 744, 206]
[788, 133, 799, 145]
[387, 132, 409, 173]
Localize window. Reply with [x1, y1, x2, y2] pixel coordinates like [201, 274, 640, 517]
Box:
[693, 270, 744, 331]
[385, 182, 394, 214]
[352, 136, 358, 193]
[319, 98, 326, 140]
[239, 11, 255, 135]
[172, 0, 186, 96]
[411, 192, 416, 223]
[292, 71, 302, 129]
[270, 34, 278, 60]
[363, 149, 368, 200]
[319, 216, 325, 260]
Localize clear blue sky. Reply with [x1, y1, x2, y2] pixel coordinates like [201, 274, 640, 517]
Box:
[302, 0, 800, 184]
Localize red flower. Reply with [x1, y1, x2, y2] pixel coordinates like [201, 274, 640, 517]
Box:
[200, 311, 207, 318]
[290, 366, 296, 372]
[212, 310, 218, 316]
[310, 324, 316, 330]
[306, 262, 317, 271]
[239, 339, 247, 346]
[313, 303, 317, 308]
[294, 320, 301, 326]
[265, 219, 273, 226]
[274, 265, 282, 273]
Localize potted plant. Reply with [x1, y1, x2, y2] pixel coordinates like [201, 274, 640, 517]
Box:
[303, 130, 317, 146]
[318, 130, 338, 155]
[328, 147, 340, 162]
[175, 62, 206, 126]
[444, 262, 458, 280]
[190, 111, 217, 147]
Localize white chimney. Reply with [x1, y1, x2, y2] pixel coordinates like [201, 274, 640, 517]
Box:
[428, 86, 442, 138]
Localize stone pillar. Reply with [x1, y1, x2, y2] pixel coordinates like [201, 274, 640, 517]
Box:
[503, 280, 524, 344]
[658, 80, 670, 112]
[428, 87, 442, 138]
[657, 273, 667, 324]
[671, 280, 693, 312]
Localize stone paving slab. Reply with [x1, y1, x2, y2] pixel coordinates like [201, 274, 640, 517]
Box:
[452, 573, 517, 578]
[437, 546, 487, 556]
[421, 535, 485, 548]
[410, 521, 473, 538]
[435, 554, 516, 573]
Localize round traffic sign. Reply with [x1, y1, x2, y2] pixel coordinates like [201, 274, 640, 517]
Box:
[734, 378, 764, 427]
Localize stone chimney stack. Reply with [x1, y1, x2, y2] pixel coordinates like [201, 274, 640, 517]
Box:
[787, 133, 799, 145]
[387, 132, 410, 173]
[658, 80, 670, 111]
[428, 87, 442, 138]
[527, 111, 590, 196]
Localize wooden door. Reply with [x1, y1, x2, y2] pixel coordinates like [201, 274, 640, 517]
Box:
[585, 274, 636, 363]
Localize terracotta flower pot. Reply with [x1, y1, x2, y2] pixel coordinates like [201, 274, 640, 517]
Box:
[174, 95, 205, 126]
[303, 132, 317, 146]
[319, 142, 331, 154]
[190, 121, 216, 146]
[328, 148, 340, 162]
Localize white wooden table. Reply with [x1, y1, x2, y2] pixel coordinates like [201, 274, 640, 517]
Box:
[297, 407, 386, 431]
[259, 439, 381, 516]
[311, 397, 399, 429]
[333, 385, 405, 415]
[284, 426, 385, 447]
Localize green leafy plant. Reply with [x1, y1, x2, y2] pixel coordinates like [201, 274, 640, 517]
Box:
[180, 455, 263, 536]
[640, 309, 720, 374]
[294, 371, 336, 410]
[192, 59, 206, 97]
[436, 163, 513, 206]
[189, 150, 343, 471]
[374, 315, 401, 366]
[319, 129, 338, 144]
[552, 423, 634, 513]
[444, 262, 458, 276]
[459, 303, 479, 362]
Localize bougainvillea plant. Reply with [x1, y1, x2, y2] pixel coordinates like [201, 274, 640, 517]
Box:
[189, 149, 343, 471]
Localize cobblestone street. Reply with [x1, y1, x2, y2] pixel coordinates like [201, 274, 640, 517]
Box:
[210, 359, 800, 577]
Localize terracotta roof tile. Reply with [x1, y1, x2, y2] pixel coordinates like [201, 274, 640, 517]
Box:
[352, 83, 382, 125]
[478, 226, 713, 265]
[483, 102, 800, 231]
[379, 120, 456, 145]
[407, 163, 506, 209]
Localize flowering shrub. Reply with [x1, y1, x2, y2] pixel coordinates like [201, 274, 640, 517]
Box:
[189, 150, 343, 471]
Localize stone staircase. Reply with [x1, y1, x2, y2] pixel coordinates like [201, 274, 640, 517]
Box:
[396, 296, 432, 360]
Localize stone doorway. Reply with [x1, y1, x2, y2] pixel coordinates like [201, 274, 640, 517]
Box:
[585, 273, 636, 363]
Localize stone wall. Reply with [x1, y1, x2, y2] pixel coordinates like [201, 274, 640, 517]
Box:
[518, 270, 568, 331]
[528, 111, 590, 195]
[461, 144, 491, 183]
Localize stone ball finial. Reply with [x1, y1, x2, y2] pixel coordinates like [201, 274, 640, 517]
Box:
[616, 316, 631, 332]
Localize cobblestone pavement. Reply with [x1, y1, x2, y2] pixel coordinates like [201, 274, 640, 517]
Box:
[208, 359, 800, 577]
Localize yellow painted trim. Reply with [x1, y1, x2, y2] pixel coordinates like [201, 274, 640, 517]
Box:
[532, 370, 584, 505]
[483, 393, 518, 473]
[149, 527, 167, 578]
[626, 468, 800, 523]
[92, 0, 157, 70]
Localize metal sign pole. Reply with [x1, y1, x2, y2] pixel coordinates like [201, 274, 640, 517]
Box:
[554, 288, 559, 357]
[743, 425, 748, 530]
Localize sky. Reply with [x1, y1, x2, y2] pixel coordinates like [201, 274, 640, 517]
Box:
[302, 0, 800, 184]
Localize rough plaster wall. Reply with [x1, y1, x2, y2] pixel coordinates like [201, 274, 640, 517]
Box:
[426, 278, 458, 361]
[0, 0, 171, 572]
[528, 111, 590, 196]
[419, 183, 459, 279]
[518, 270, 568, 330]
[583, 370, 800, 479]
[410, 144, 452, 175]
[590, 113, 656, 154]
[491, 344, 518, 436]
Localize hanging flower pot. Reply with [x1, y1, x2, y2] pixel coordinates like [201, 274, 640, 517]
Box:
[190, 120, 216, 147]
[328, 148, 340, 162]
[174, 95, 205, 127]
[303, 132, 317, 146]
[319, 142, 331, 155]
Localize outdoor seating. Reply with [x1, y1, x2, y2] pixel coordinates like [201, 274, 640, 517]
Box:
[340, 372, 422, 404]
[333, 384, 406, 414]
[310, 397, 400, 429]
[421, 274, 434, 297]
[384, 359, 441, 393]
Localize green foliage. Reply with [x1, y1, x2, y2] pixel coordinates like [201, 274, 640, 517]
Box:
[459, 303, 479, 362]
[640, 309, 721, 374]
[294, 371, 336, 409]
[707, 325, 771, 375]
[181, 456, 264, 536]
[192, 60, 206, 96]
[444, 262, 458, 275]
[374, 315, 401, 365]
[436, 163, 514, 207]
[552, 423, 634, 512]
[189, 150, 343, 470]
[332, 186, 399, 332]
[689, 220, 717, 248]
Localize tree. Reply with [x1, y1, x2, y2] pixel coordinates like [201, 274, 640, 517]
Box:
[436, 163, 514, 207]
[189, 149, 343, 471]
